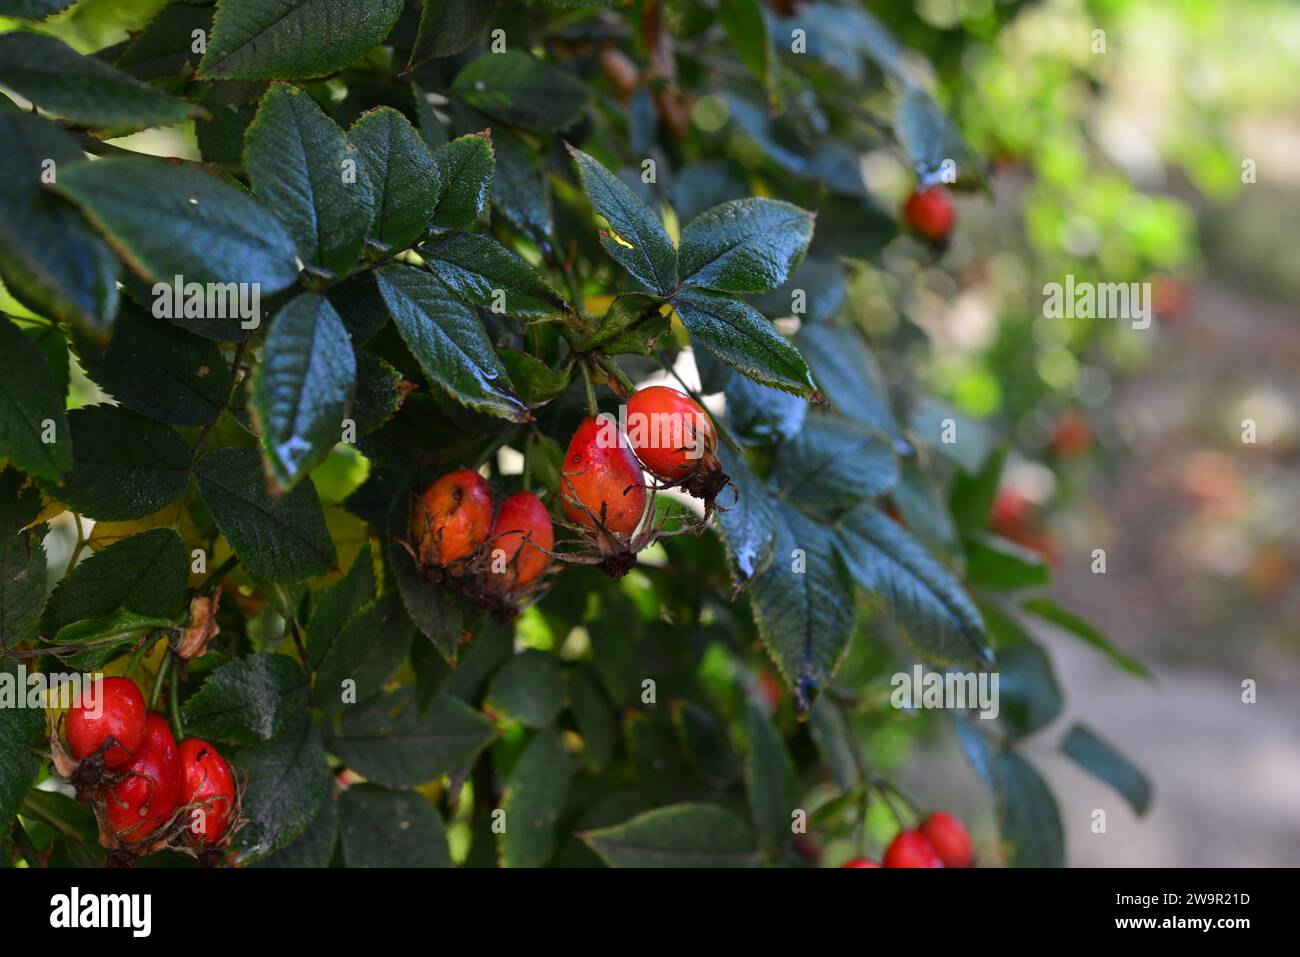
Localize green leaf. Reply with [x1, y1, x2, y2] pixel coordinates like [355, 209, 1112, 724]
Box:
[671, 701, 738, 786]
[429, 131, 494, 230]
[679, 198, 813, 295]
[954, 721, 1064, 867]
[492, 127, 553, 242]
[113, 2, 214, 81]
[196, 446, 336, 582]
[0, 468, 47, 650]
[964, 534, 1050, 590]
[1060, 723, 1152, 816]
[0, 315, 72, 483]
[452, 50, 589, 134]
[721, 372, 807, 445]
[773, 416, 898, 515]
[407, 0, 495, 68]
[304, 543, 374, 669]
[908, 397, 997, 474]
[72, 302, 232, 427]
[327, 269, 390, 344]
[251, 292, 356, 492]
[795, 324, 901, 441]
[719, 0, 777, 105]
[576, 292, 667, 352]
[0, 658, 45, 840]
[250, 785, 337, 868]
[339, 783, 451, 867]
[54, 157, 301, 298]
[835, 506, 991, 665]
[895, 86, 987, 192]
[420, 232, 567, 318]
[497, 348, 570, 404]
[45, 405, 189, 521]
[388, 510, 463, 664]
[350, 106, 439, 252]
[948, 446, 1007, 538]
[486, 649, 564, 728]
[744, 700, 797, 851]
[330, 687, 496, 789]
[316, 593, 414, 711]
[181, 653, 311, 745]
[232, 713, 332, 863]
[51, 609, 175, 669]
[748, 506, 856, 712]
[0, 0, 74, 19]
[1021, 598, 1150, 679]
[352, 351, 411, 433]
[200, 0, 404, 81]
[567, 669, 614, 771]
[673, 288, 814, 397]
[891, 460, 959, 555]
[567, 145, 677, 294]
[0, 31, 198, 130]
[714, 445, 779, 589]
[245, 83, 371, 275]
[582, 803, 760, 868]
[997, 637, 1063, 736]
[375, 263, 526, 422]
[42, 527, 188, 636]
[807, 696, 858, 792]
[500, 728, 573, 867]
[0, 108, 118, 331]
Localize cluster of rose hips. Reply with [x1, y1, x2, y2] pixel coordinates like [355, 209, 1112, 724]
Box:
[842, 811, 973, 869]
[410, 385, 727, 605]
[53, 675, 238, 867]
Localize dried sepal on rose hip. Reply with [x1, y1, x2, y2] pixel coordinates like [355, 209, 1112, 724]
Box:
[625, 386, 731, 515]
[175, 588, 221, 660]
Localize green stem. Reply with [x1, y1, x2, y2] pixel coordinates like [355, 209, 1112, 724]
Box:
[11, 821, 45, 868]
[62, 513, 86, 578]
[580, 361, 598, 416]
[598, 355, 636, 396]
[199, 553, 240, 595]
[149, 648, 172, 711]
[168, 663, 184, 740]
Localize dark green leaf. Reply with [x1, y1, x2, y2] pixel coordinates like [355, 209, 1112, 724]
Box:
[250, 785, 337, 868]
[327, 269, 390, 344]
[304, 543, 374, 669]
[46, 405, 189, 521]
[577, 292, 666, 352]
[679, 198, 813, 295]
[895, 86, 987, 192]
[582, 803, 760, 868]
[251, 292, 356, 491]
[567, 669, 614, 771]
[0, 468, 46, 650]
[54, 157, 301, 298]
[429, 131, 494, 230]
[53, 609, 177, 669]
[497, 348, 570, 404]
[0, 0, 74, 19]
[350, 106, 439, 251]
[671, 701, 739, 786]
[908, 396, 997, 474]
[113, 2, 214, 80]
[773, 416, 897, 514]
[486, 649, 564, 727]
[388, 509, 463, 664]
[795, 324, 902, 441]
[1021, 598, 1150, 679]
[567, 145, 676, 294]
[181, 653, 311, 745]
[408, 0, 495, 68]
[420, 231, 566, 318]
[807, 696, 858, 792]
[0, 315, 72, 483]
[200, 0, 404, 81]
[714, 445, 779, 589]
[375, 263, 526, 421]
[339, 783, 451, 867]
[673, 288, 814, 397]
[330, 687, 496, 788]
[722, 372, 807, 445]
[891, 460, 959, 555]
[245, 83, 371, 275]
[965, 534, 1050, 590]
[835, 506, 991, 665]
[351, 351, 411, 433]
[948, 446, 1006, 538]
[0, 31, 198, 130]
[744, 700, 797, 851]
[1060, 723, 1152, 816]
[997, 638, 1063, 736]
[316, 593, 413, 711]
[42, 527, 188, 636]
[500, 728, 573, 867]
[453, 50, 589, 133]
[719, 0, 776, 103]
[748, 506, 856, 712]
[0, 108, 118, 331]
[492, 127, 553, 242]
[0, 658, 45, 839]
[232, 713, 331, 863]
[73, 302, 231, 427]
[196, 447, 335, 582]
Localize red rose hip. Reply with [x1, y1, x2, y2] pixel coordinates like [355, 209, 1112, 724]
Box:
[66, 676, 146, 769]
[178, 738, 236, 846]
[626, 386, 728, 504]
[411, 469, 494, 566]
[841, 857, 881, 868]
[883, 829, 943, 868]
[903, 185, 955, 245]
[562, 415, 646, 537]
[490, 491, 554, 589]
[919, 810, 972, 868]
[104, 713, 181, 845]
